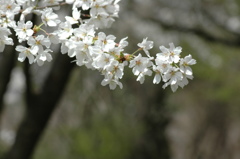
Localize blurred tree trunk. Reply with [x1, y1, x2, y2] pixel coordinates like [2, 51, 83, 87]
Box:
[0, 32, 18, 122]
[0, 6, 78, 159]
[141, 89, 170, 159]
[129, 85, 170, 159]
[2, 53, 75, 159]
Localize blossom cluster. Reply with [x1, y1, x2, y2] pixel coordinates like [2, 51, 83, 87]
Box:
[0, 0, 196, 92]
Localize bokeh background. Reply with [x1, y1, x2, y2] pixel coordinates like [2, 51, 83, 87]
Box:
[1, 0, 240, 159]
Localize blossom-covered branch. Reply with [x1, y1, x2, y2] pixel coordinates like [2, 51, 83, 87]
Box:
[0, 0, 196, 92]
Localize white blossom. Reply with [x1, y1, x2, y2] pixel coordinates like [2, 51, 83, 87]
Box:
[129, 54, 152, 76]
[57, 22, 73, 40]
[95, 32, 116, 52]
[136, 68, 152, 84]
[27, 35, 51, 53]
[41, 8, 60, 27]
[158, 43, 182, 63]
[14, 21, 34, 42]
[73, 24, 95, 39]
[106, 60, 124, 79]
[48, 32, 60, 44]
[0, 27, 13, 52]
[152, 65, 162, 84]
[16, 45, 37, 64]
[90, 0, 107, 17]
[35, 49, 53, 66]
[101, 77, 123, 90]
[118, 37, 128, 49]
[65, 8, 81, 25]
[180, 54, 197, 75]
[162, 67, 183, 92]
[0, 37, 13, 52]
[92, 52, 114, 69]
[0, 0, 21, 17]
[137, 38, 153, 57]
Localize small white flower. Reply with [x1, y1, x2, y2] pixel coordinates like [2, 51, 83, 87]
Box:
[47, 32, 60, 44]
[87, 13, 109, 29]
[95, 32, 116, 52]
[92, 52, 114, 69]
[76, 50, 91, 66]
[35, 49, 53, 66]
[118, 37, 128, 49]
[0, 0, 21, 17]
[0, 37, 13, 52]
[73, 24, 95, 39]
[27, 35, 51, 53]
[162, 67, 183, 92]
[65, 8, 81, 24]
[158, 43, 182, 63]
[16, 45, 37, 64]
[0, 27, 13, 52]
[105, 0, 120, 14]
[60, 41, 69, 54]
[155, 56, 171, 74]
[0, 27, 11, 38]
[106, 60, 125, 79]
[152, 65, 162, 84]
[180, 54, 196, 75]
[163, 67, 182, 84]
[136, 68, 152, 84]
[74, 37, 95, 66]
[137, 37, 153, 57]
[14, 21, 34, 42]
[129, 54, 152, 76]
[90, 0, 107, 17]
[57, 22, 73, 40]
[101, 77, 123, 90]
[41, 8, 60, 27]
[3, 17, 17, 28]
